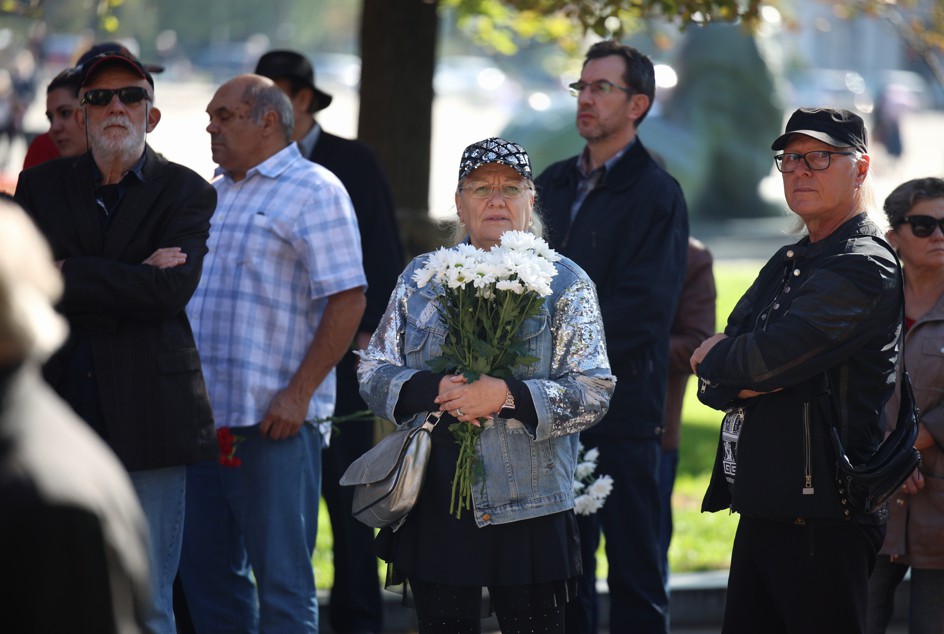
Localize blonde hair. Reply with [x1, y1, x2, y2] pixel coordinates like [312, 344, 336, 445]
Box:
[0, 200, 67, 361]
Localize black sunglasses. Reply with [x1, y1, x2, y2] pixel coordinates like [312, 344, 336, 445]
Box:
[81, 86, 150, 107]
[897, 215, 944, 238]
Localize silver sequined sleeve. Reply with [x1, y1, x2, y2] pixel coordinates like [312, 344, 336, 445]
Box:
[526, 267, 615, 442]
[356, 270, 418, 424]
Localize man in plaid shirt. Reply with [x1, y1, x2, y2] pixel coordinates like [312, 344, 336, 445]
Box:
[179, 74, 366, 634]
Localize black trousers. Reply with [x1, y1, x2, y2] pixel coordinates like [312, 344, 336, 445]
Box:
[723, 515, 885, 634]
[321, 350, 384, 633]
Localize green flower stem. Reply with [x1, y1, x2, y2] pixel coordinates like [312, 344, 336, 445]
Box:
[433, 277, 552, 520]
[449, 421, 483, 519]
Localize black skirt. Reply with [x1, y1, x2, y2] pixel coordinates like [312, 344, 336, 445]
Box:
[373, 419, 581, 612]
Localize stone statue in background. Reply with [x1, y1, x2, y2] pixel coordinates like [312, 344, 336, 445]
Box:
[660, 23, 783, 220]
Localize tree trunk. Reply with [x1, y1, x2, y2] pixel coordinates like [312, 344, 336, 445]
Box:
[358, 0, 445, 258]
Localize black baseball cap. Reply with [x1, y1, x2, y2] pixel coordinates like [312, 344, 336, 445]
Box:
[255, 50, 333, 111]
[771, 108, 868, 153]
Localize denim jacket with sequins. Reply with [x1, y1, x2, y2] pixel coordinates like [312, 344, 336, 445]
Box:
[357, 251, 615, 527]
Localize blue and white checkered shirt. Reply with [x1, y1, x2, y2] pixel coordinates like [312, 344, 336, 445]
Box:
[188, 143, 366, 434]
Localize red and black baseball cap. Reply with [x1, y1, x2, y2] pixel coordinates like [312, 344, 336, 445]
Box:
[79, 45, 160, 88]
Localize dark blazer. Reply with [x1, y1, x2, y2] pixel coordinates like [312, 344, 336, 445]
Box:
[309, 130, 403, 333]
[536, 140, 689, 438]
[14, 146, 217, 471]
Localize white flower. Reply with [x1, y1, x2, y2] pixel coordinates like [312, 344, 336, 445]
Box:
[588, 475, 614, 499]
[445, 267, 472, 289]
[572, 444, 612, 515]
[574, 494, 593, 515]
[471, 262, 500, 289]
[455, 243, 482, 259]
[531, 237, 561, 263]
[574, 494, 604, 516]
[496, 279, 524, 294]
[517, 264, 553, 297]
[413, 265, 435, 288]
[441, 248, 471, 272]
[575, 461, 596, 480]
[500, 230, 537, 251]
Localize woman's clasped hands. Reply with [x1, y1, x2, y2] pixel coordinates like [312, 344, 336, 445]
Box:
[435, 374, 509, 425]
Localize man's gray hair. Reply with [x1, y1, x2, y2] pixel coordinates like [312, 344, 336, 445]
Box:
[0, 199, 67, 362]
[244, 82, 294, 144]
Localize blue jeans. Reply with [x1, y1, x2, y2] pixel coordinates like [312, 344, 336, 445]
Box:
[129, 465, 187, 634]
[179, 424, 322, 634]
[658, 448, 679, 589]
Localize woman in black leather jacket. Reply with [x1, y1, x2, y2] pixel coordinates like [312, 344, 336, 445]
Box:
[691, 108, 901, 633]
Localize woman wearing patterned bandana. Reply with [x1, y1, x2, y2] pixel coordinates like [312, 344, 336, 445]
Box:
[356, 137, 615, 633]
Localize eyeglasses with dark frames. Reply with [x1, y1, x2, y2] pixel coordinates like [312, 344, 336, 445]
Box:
[459, 183, 533, 199]
[774, 150, 854, 173]
[81, 86, 151, 107]
[568, 80, 632, 97]
[896, 215, 944, 238]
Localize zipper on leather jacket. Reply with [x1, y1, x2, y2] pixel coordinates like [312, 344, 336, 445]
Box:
[802, 402, 814, 495]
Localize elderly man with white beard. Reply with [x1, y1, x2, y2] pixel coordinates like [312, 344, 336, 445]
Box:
[14, 50, 218, 634]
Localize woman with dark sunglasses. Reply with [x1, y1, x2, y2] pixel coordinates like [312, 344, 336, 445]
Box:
[868, 177, 944, 634]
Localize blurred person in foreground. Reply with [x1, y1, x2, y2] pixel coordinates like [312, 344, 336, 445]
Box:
[356, 137, 615, 634]
[255, 49, 402, 634]
[179, 74, 366, 634]
[0, 198, 150, 633]
[535, 40, 689, 633]
[692, 107, 900, 632]
[867, 177, 944, 634]
[14, 50, 217, 634]
[658, 237, 716, 587]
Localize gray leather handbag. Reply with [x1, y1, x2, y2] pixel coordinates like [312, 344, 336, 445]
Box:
[339, 411, 441, 532]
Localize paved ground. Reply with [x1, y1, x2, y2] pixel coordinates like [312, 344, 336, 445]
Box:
[321, 571, 912, 633]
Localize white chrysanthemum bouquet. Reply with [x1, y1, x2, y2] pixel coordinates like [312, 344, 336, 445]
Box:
[413, 231, 560, 518]
[573, 443, 614, 515]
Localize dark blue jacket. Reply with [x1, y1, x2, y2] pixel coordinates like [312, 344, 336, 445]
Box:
[309, 130, 403, 333]
[536, 140, 689, 438]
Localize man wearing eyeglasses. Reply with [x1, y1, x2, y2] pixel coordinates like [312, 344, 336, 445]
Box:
[14, 51, 218, 634]
[691, 109, 900, 631]
[535, 40, 689, 634]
